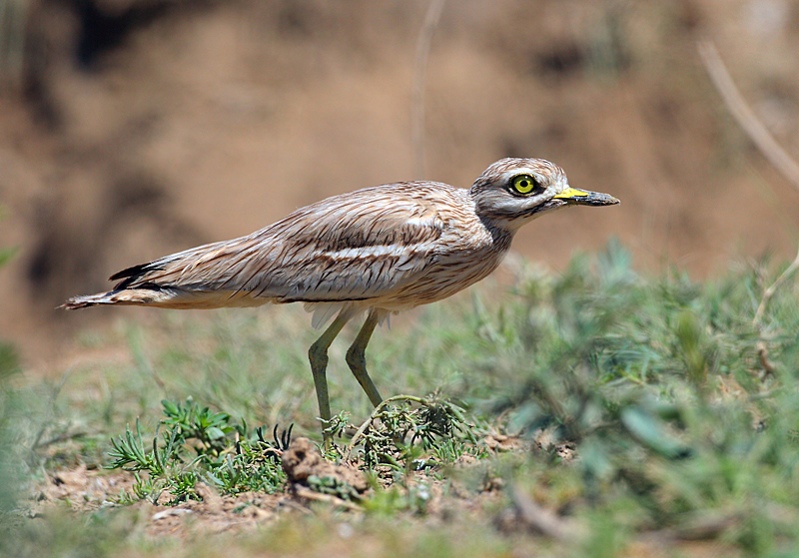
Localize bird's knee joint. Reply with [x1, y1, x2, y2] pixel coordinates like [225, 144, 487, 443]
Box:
[309, 343, 329, 369]
[345, 346, 365, 369]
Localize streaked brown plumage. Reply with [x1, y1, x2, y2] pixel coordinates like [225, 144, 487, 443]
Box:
[62, 158, 619, 437]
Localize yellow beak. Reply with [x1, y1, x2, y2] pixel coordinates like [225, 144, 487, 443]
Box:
[553, 187, 620, 206]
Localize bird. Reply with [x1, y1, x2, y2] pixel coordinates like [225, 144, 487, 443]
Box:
[62, 158, 619, 438]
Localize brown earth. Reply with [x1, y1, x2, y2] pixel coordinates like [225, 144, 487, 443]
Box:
[30, 465, 283, 536]
[24, 432, 743, 556]
[1, 0, 798, 369]
[25, 434, 504, 539]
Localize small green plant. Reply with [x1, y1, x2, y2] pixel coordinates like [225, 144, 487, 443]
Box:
[107, 399, 288, 504]
[160, 398, 238, 457]
[306, 473, 363, 501]
[344, 394, 485, 470]
[322, 410, 351, 446]
[363, 481, 432, 517]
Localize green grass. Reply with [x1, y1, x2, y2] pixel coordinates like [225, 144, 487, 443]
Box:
[3, 241, 799, 556]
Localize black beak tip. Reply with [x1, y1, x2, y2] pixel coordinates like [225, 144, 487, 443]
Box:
[585, 192, 620, 206]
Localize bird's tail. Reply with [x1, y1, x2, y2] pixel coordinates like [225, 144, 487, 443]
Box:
[59, 288, 163, 310]
[60, 237, 271, 311]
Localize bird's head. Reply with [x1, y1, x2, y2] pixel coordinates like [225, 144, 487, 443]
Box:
[469, 158, 619, 231]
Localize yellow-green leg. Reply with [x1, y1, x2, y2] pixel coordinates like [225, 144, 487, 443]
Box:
[308, 311, 352, 438]
[345, 309, 383, 407]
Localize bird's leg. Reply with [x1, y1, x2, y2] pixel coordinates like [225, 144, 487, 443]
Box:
[308, 311, 352, 440]
[345, 309, 383, 407]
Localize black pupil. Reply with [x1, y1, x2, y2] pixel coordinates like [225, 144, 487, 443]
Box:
[520, 180, 529, 188]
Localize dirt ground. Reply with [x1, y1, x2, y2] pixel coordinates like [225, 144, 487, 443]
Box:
[23, 432, 742, 557]
[1, 0, 799, 368]
[27, 435, 511, 540]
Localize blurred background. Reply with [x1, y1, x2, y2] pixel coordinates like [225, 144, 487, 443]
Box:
[0, 0, 798, 367]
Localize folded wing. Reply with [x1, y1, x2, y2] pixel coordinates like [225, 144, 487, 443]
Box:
[63, 183, 454, 310]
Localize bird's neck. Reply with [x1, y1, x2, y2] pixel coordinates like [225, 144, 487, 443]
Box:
[478, 216, 515, 252]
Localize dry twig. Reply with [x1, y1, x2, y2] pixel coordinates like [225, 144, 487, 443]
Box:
[697, 39, 799, 193]
[293, 486, 363, 512]
[753, 243, 799, 327]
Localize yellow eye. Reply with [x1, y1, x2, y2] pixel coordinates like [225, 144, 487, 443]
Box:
[511, 174, 538, 195]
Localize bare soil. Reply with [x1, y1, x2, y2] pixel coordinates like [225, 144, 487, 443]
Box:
[27, 436, 502, 539]
[23, 431, 743, 557]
